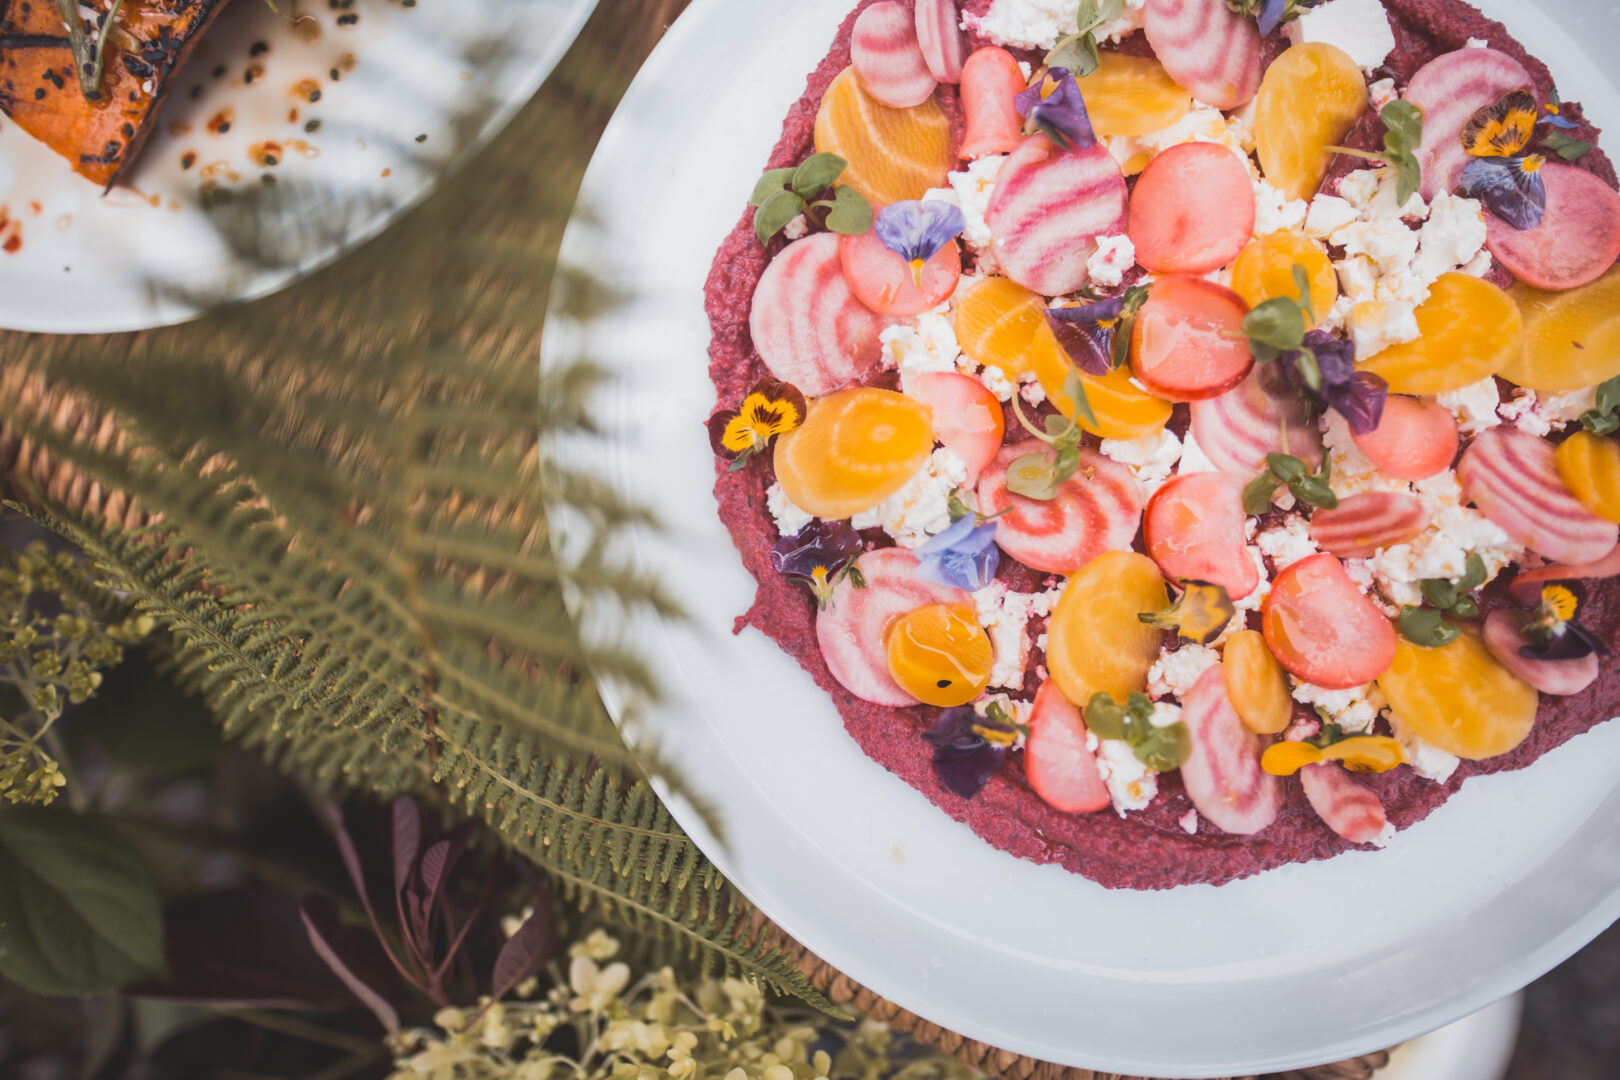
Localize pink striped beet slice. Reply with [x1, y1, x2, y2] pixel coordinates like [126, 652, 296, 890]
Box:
[1024, 681, 1111, 813]
[1142, 0, 1261, 110]
[986, 135, 1129, 296]
[749, 233, 887, 396]
[850, 1, 937, 108]
[816, 548, 971, 707]
[1308, 492, 1429, 559]
[1189, 366, 1323, 475]
[1300, 764, 1391, 846]
[1180, 665, 1281, 835]
[1482, 609, 1600, 697]
[1404, 47, 1532, 200]
[914, 0, 966, 84]
[1457, 427, 1619, 564]
[976, 440, 1145, 574]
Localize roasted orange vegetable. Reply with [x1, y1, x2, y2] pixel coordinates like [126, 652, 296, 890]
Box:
[0, 0, 234, 188]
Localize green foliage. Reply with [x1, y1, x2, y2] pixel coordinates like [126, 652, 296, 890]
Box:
[1243, 451, 1337, 514]
[749, 153, 871, 243]
[0, 805, 166, 994]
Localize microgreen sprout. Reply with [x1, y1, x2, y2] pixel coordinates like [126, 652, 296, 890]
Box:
[1243, 451, 1338, 514]
[1325, 100, 1424, 207]
[748, 153, 873, 245]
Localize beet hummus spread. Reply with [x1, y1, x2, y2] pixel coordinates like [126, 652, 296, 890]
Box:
[704, 0, 1620, 889]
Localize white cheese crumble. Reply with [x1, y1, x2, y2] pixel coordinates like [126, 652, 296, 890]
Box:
[1256, 515, 1319, 569]
[1095, 738, 1158, 814]
[850, 448, 968, 547]
[972, 582, 1063, 689]
[1099, 429, 1182, 497]
[1179, 809, 1199, 834]
[1304, 194, 1358, 239]
[1086, 233, 1136, 288]
[1337, 169, 1381, 209]
[766, 483, 814, 538]
[1254, 177, 1309, 236]
[940, 155, 1004, 248]
[1291, 679, 1387, 734]
[1282, 0, 1397, 72]
[781, 214, 809, 241]
[978, 364, 1016, 402]
[1410, 191, 1490, 285]
[1367, 77, 1398, 110]
[1393, 722, 1461, 782]
[1346, 299, 1420, 359]
[1176, 430, 1220, 475]
[1147, 643, 1220, 700]
[1435, 376, 1504, 435]
[879, 310, 961, 390]
[1019, 375, 1048, 406]
[1497, 387, 1599, 437]
[1360, 470, 1525, 608]
[967, 0, 1145, 50]
[1105, 101, 1250, 175]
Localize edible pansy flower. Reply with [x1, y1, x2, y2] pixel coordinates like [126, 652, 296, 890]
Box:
[1232, 0, 1324, 36]
[1519, 584, 1612, 661]
[873, 201, 966, 286]
[770, 519, 864, 609]
[1013, 67, 1097, 151]
[707, 377, 807, 471]
[1137, 582, 1236, 646]
[921, 704, 1019, 799]
[1045, 285, 1150, 375]
[1261, 734, 1405, 776]
[1283, 330, 1388, 435]
[1455, 90, 1546, 230]
[914, 513, 1000, 592]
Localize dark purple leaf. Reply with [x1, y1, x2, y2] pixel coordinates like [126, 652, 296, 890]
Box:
[1522, 619, 1610, 660]
[1045, 312, 1114, 376]
[490, 903, 556, 1003]
[421, 823, 475, 921]
[921, 706, 1012, 799]
[391, 797, 421, 895]
[299, 895, 401, 1033]
[324, 803, 416, 984]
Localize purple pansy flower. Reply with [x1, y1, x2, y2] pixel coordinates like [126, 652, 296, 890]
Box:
[1283, 330, 1387, 435]
[1013, 67, 1097, 151]
[914, 514, 1000, 591]
[922, 706, 1017, 799]
[874, 201, 966, 284]
[1456, 154, 1547, 231]
[1045, 300, 1123, 376]
[771, 519, 863, 608]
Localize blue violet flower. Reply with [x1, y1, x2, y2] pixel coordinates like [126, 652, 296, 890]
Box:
[771, 519, 863, 609]
[1013, 67, 1097, 151]
[922, 705, 1019, 799]
[874, 200, 966, 285]
[914, 514, 1000, 592]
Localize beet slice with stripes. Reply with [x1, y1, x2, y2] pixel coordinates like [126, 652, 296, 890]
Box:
[986, 135, 1129, 297]
[976, 440, 1145, 574]
[1180, 665, 1281, 836]
[915, 0, 967, 84]
[1309, 492, 1429, 559]
[1300, 764, 1391, 846]
[1189, 366, 1323, 476]
[1142, 0, 1262, 110]
[749, 233, 887, 397]
[1481, 609, 1600, 697]
[1404, 47, 1533, 201]
[1457, 428, 1619, 564]
[1024, 681, 1111, 814]
[851, 1, 938, 109]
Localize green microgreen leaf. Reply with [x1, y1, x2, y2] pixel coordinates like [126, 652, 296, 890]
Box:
[1265, 451, 1307, 484]
[753, 189, 806, 245]
[1292, 263, 1315, 322]
[792, 153, 848, 199]
[1457, 552, 1488, 592]
[1046, 32, 1101, 77]
[1242, 297, 1308, 353]
[1399, 605, 1460, 648]
[749, 168, 797, 207]
[1543, 131, 1593, 162]
[1580, 374, 1620, 434]
[1326, 101, 1424, 206]
[1289, 474, 1338, 509]
[1006, 451, 1061, 501]
[1133, 721, 1192, 772]
[819, 184, 873, 235]
[1243, 471, 1282, 516]
[1061, 369, 1100, 429]
[1084, 693, 1128, 740]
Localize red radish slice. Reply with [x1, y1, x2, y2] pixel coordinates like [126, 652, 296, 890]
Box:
[1405, 47, 1533, 200]
[1263, 553, 1397, 689]
[960, 47, 1026, 159]
[1144, 473, 1259, 598]
[906, 372, 1005, 484]
[1309, 492, 1429, 559]
[986, 135, 1129, 297]
[1485, 163, 1620, 291]
[1457, 428, 1620, 564]
[850, 1, 938, 109]
[1482, 609, 1600, 696]
[976, 440, 1145, 574]
[1179, 664, 1281, 835]
[1141, 0, 1262, 110]
[1128, 142, 1255, 275]
[750, 233, 887, 397]
[1299, 764, 1391, 846]
[1130, 275, 1253, 402]
[1189, 366, 1323, 476]
[915, 0, 966, 84]
[839, 224, 962, 316]
[1350, 395, 1460, 481]
[1025, 681, 1111, 813]
[1508, 543, 1620, 604]
[817, 548, 972, 707]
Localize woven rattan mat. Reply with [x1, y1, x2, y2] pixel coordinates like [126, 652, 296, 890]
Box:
[0, 0, 1390, 1075]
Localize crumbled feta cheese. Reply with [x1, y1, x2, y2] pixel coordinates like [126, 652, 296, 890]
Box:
[1411, 191, 1488, 285]
[1147, 643, 1220, 700]
[1335, 254, 1378, 304]
[1100, 429, 1182, 496]
[1282, 0, 1397, 72]
[1179, 809, 1199, 834]
[1095, 738, 1158, 814]
[973, 582, 1063, 689]
[1346, 299, 1420, 359]
[944, 156, 1004, 244]
[1436, 377, 1504, 435]
[1226, 98, 1258, 154]
[1498, 387, 1598, 437]
[1019, 375, 1047, 406]
[1148, 700, 1183, 728]
[1215, 546, 1272, 643]
[1460, 249, 1494, 277]
[781, 214, 809, 241]
[1086, 233, 1136, 288]
[1394, 722, 1461, 782]
[766, 483, 814, 538]
[967, 0, 1145, 50]
[1367, 168, 1429, 222]
[1291, 680, 1386, 734]
[881, 311, 962, 389]
[1334, 214, 1420, 277]
[973, 693, 1033, 746]
[1254, 177, 1309, 235]
[851, 448, 969, 547]
[1465, 36, 1488, 47]
[1305, 194, 1359, 239]
[1256, 515, 1319, 568]
[978, 364, 1016, 401]
[1367, 77, 1398, 110]
[1177, 430, 1220, 475]
[1337, 169, 1381, 210]
[1363, 470, 1525, 608]
[1105, 101, 1247, 176]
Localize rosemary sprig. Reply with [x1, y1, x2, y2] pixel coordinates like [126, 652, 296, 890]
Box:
[54, 0, 125, 102]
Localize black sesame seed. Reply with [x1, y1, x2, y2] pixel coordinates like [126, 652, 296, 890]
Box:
[122, 123, 134, 138]
[935, 679, 951, 688]
[337, 13, 358, 25]
[249, 40, 269, 56]
[190, 85, 202, 98]
[304, 119, 321, 132]
[212, 65, 225, 78]
[33, 87, 43, 100]
[308, 89, 321, 102]
[414, 133, 426, 143]
[329, 67, 340, 80]
[217, 121, 230, 133]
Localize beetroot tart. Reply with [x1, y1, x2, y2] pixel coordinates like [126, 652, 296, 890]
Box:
[703, 0, 1620, 890]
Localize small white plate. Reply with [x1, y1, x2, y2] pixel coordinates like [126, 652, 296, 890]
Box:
[541, 0, 1620, 1074]
[0, 0, 597, 333]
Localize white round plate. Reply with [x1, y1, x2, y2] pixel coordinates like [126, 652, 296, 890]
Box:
[0, 0, 597, 333]
[541, 1, 1620, 1075]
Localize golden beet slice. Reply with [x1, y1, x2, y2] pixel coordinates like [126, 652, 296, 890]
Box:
[1253, 42, 1366, 202]
[1030, 323, 1173, 439]
[1046, 551, 1170, 705]
[1378, 628, 1539, 760]
[1075, 52, 1191, 140]
[1221, 629, 1292, 734]
[1230, 233, 1338, 327]
[954, 276, 1046, 378]
[1555, 431, 1620, 524]
[1501, 266, 1620, 392]
[774, 387, 934, 519]
[814, 65, 954, 205]
[1357, 273, 1524, 395]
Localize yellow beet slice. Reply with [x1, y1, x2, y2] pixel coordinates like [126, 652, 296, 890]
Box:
[1358, 273, 1524, 395]
[1254, 42, 1367, 202]
[1221, 629, 1293, 734]
[1230, 234, 1338, 327]
[774, 387, 934, 519]
[1075, 52, 1192, 139]
[1031, 323, 1173, 440]
[814, 66, 955, 205]
[955, 277, 1046, 378]
[1378, 628, 1539, 760]
[886, 604, 994, 707]
[1555, 430, 1620, 524]
[1501, 266, 1620, 391]
[1047, 551, 1171, 705]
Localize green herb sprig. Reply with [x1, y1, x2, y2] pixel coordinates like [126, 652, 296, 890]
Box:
[748, 153, 873, 245]
[1397, 553, 1487, 647]
[1325, 100, 1425, 207]
[1580, 374, 1620, 435]
[1542, 130, 1592, 162]
[1004, 372, 1095, 501]
[1085, 690, 1192, 772]
[1240, 263, 1315, 371]
[1243, 450, 1337, 514]
[1046, 0, 1124, 78]
[53, 0, 125, 102]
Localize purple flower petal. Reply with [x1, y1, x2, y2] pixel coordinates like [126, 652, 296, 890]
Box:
[874, 200, 966, 264]
[922, 706, 1013, 798]
[1456, 156, 1546, 231]
[1324, 371, 1389, 435]
[915, 517, 1000, 590]
[1303, 329, 1356, 386]
[1014, 67, 1096, 151]
[770, 519, 861, 579]
[1542, 112, 1581, 130]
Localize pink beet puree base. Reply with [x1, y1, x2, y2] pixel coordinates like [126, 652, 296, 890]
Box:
[703, 0, 1620, 890]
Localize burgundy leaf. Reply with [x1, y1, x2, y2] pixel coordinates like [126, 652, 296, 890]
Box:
[325, 802, 417, 984]
[391, 796, 421, 895]
[422, 824, 475, 919]
[490, 903, 556, 1003]
[299, 895, 401, 1033]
